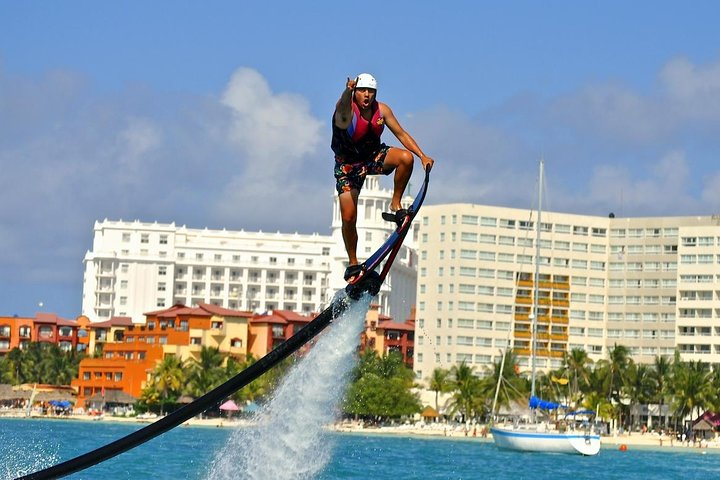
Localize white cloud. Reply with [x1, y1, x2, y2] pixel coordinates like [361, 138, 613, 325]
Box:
[113, 117, 163, 186]
[701, 172, 720, 209]
[5, 57, 720, 316]
[579, 150, 697, 215]
[211, 67, 329, 229]
[221, 67, 324, 179]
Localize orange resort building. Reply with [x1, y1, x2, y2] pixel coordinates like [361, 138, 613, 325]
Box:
[0, 313, 84, 354]
[71, 304, 323, 407]
[360, 304, 416, 368]
[2, 304, 415, 408]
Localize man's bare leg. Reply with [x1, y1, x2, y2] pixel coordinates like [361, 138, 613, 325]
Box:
[338, 189, 360, 265]
[382, 148, 414, 211]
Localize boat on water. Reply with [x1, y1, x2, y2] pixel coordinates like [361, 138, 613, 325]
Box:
[491, 401, 601, 456]
[490, 160, 601, 456]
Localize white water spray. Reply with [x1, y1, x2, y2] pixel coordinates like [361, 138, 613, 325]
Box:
[207, 292, 371, 480]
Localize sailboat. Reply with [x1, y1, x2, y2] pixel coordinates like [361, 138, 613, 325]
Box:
[490, 160, 601, 456]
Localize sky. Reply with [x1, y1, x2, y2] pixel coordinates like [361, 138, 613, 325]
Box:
[2, 1, 720, 319]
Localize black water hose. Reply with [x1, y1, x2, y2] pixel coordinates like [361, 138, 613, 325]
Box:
[17, 298, 351, 479]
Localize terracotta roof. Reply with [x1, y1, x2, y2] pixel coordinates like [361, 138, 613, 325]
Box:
[56, 317, 78, 327]
[250, 309, 314, 325]
[143, 304, 189, 317]
[35, 312, 73, 325]
[197, 303, 253, 318]
[377, 320, 414, 332]
[145, 303, 252, 319]
[272, 310, 313, 322]
[250, 312, 287, 325]
[90, 316, 134, 328]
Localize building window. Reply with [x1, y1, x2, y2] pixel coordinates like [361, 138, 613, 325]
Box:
[141, 233, 149, 244]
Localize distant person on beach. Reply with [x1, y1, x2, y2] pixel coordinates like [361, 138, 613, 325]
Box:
[331, 73, 434, 282]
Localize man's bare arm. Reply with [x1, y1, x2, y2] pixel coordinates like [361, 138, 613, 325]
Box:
[334, 77, 356, 129]
[381, 103, 435, 169]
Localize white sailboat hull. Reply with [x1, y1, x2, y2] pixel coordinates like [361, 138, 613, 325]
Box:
[491, 425, 601, 456]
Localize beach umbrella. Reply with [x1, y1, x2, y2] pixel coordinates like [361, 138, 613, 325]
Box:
[243, 402, 259, 414]
[219, 400, 239, 411]
[219, 399, 239, 419]
[421, 406, 440, 418]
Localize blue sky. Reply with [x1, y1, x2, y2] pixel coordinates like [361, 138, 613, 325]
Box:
[2, 1, 720, 318]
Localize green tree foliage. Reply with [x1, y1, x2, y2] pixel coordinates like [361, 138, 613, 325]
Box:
[146, 355, 185, 415]
[343, 349, 421, 420]
[562, 348, 593, 404]
[480, 350, 528, 416]
[185, 347, 226, 398]
[0, 343, 83, 385]
[670, 359, 711, 422]
[445, 360, 483, 422]
[427, 367, 451, 413]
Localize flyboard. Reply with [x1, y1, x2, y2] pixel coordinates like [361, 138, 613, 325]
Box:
[17, 166, 431, 480]
[345, 165, 431, 299]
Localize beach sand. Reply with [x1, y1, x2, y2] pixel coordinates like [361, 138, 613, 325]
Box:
[2, 410, 717, 452]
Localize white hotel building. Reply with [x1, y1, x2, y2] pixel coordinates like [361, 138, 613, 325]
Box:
[81, 177, 418, 324]
[414, 204, 720, 383]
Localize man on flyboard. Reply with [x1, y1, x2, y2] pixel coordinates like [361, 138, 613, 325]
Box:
[331, 73, 435, 283]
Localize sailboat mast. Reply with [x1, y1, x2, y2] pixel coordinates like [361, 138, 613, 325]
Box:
[530, 160, 543, 399]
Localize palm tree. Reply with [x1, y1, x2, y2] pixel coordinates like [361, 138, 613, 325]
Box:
[151, 355, 185, 415]
[481, 350, 527, 416]
[624, 362, 655, 428]
[563, 348, 592, 405]
[650, 355, 672, 429]
[597, 344, 631, 403]
[446, 361, 481, 423]
[186, 347, 225, 398]
[583, 390, 613, 432]
[671, 359, 710, 427]
[427, 367, 451, 414]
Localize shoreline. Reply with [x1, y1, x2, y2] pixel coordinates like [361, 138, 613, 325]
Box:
[2, 412, 717, 453]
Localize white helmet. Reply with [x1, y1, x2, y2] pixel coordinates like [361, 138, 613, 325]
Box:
[355, 73, 377, 90]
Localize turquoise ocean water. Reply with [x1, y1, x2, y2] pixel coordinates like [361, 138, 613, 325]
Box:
[1, 418, 719, 480]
